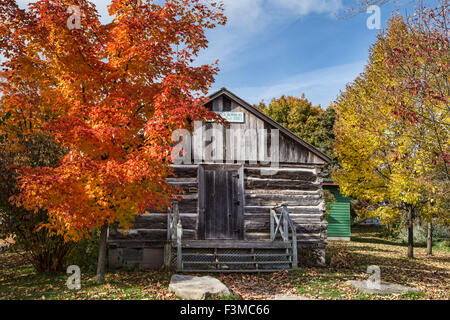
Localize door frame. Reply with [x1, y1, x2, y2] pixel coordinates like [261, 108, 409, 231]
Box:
[198, 164, 245, 240]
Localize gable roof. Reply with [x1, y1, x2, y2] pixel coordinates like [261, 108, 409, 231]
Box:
[207, 88, 331, 164]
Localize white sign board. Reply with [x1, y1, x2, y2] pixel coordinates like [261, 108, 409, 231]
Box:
[210, 112, 245, 123]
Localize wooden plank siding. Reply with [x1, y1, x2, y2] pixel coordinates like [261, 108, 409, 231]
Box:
[179, 96, 328, 166]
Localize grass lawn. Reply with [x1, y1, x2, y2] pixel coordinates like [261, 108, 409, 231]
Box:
[0, 226, 448, 300]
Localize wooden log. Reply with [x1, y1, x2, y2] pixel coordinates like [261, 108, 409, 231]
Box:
[168, 166, 198, 178]
[290, 214, 324, 222]
[109, 229, 196, 241]
[107, 240, 167, 249]
[244, 219, 327, 234]
[245, 164, 320, 170]
[245, 168, 317, 181]
[167, 181, 198, 194]
[133, 214, 197, 230]
[245, 189, 322, 196]
[150, 198, 198, 213]
[296, 223, 327, 233]
[246, 193, 322, 200]
[167, 178, 197, 184]
[245, 178, 320, 191]
[245, 232, 270, 241]
[245, 206, 324, 214]
[296, 233, 323, 242]
[245, 195, 322, 207]
[244, 219, 270, 233]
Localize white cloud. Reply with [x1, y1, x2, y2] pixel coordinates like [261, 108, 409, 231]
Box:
[219, 0, 343, 33]
[197, 0, 345, 69]
[269, 0, 343, 16]
[216, 60, 365, 107]
[221, 0, 266, 31]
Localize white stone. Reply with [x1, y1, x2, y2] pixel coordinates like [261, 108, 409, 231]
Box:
[169, 275, 232, 300]
[346, 280, 420, 295]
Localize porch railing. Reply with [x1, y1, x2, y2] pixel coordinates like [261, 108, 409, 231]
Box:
[166, 200, 183, 271]
[270, 204, 298, 269]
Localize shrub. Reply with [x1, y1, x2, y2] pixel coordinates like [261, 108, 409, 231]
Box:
[397, 223, 450, 245]
[66, 230, 100, 272]
[0, 133, 73, 273]
[0, 209, 74, 273]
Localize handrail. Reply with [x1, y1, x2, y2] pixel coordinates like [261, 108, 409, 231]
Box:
[270, 204, 298, 269]
[167, 200, 183, 271]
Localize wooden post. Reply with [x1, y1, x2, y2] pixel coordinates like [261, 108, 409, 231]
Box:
[165, 209, 172, 270]
[172, 201, 179, 233]
[167, 212, 172, 241]
[164, 241, 172, 269]
[176, 219, 183, 271]
[282, 205, 288, 242]
[270, 209, 275, 241]
[173, 201, 183, 271]
[292, 227, 298, 269]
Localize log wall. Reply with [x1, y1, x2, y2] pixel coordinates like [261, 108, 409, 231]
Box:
[108, 164, 327, 252]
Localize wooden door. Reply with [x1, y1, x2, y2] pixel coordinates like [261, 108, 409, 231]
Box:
[198, 165, 244, 240]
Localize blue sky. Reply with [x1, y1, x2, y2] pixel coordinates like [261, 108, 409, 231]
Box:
[198, 0, 420, 107]
[14, 0, 421, 107]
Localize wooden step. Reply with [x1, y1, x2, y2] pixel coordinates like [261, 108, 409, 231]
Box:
[171, 240, 295, 273]
[183, 261, 291, 265]
[182, 253, 291, 258]
[179, 269, 288, 273]
[180, 240, 292, 249]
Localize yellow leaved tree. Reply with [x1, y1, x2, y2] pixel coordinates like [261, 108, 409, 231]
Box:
[333, 7, 449, 258]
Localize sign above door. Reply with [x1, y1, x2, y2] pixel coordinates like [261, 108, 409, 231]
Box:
[209, 112, 245, 123]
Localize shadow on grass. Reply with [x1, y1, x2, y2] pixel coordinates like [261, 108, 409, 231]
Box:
[351, 225, 449, 251]
[351, 236, 408, 247]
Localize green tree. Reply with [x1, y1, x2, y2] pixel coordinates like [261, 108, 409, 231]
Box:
[255, 94, 336, 174]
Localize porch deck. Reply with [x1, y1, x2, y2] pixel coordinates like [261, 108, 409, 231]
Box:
[166, 204, 298, 272]
[167, 240, 294, 273]
[178, 240, 292, 249]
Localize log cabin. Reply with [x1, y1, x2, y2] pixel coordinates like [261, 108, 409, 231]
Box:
[108, 88, 331, 272]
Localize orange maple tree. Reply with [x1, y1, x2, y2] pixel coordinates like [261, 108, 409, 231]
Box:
[0, 0, 225, 279]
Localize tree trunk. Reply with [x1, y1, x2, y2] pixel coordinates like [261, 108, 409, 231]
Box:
[96, 222, 108, 284]
[427, 222, 433, 256]
[407, 208, 414, 258]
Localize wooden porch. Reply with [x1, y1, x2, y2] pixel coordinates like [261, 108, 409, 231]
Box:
[165, 202, 298, 272]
